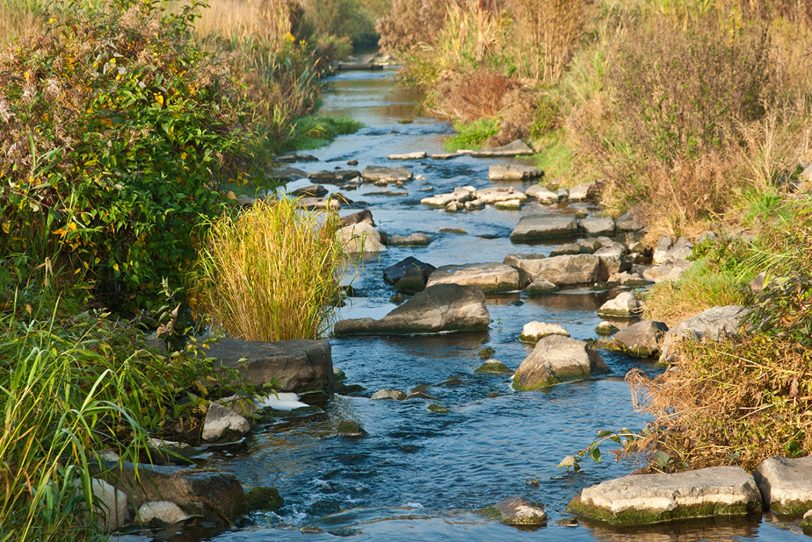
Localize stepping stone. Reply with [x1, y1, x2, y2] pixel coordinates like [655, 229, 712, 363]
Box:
[308, 169, 360, 183]
[292, 184, 328, 198]
[568, 466, 762, 526]
[388, 233, 432, 246]
[506, 254, 603, 287]
[578, 216, 615, 236]
[388, 151, 427, 160]
[525, 185, 559, 204]
[608, 320, 668, 357]
[520, 321, 569, 343]
[510, 214, 577, 243]
[384, 257, 436, 294]
[427, 263, 520, 294]
[567, 182, 598, 202]
[756, 456, 812, 516]
[597, 292, 642, 318]
[513, 335, 607, 390]
[475, 186, 527, 205]
[468, 140, 534, 158]
[362, 165, 413, 184]
[488, 164, 543, 181]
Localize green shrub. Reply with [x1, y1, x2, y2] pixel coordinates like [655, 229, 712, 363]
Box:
[0, 1, 255, 312]
[0, 307, 216, 540]
[444, 118, 500, 152]
[288, 115, 363, 150]
[192, 198, 345, 342]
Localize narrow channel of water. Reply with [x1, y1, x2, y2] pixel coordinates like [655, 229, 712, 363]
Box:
[203, 69, 804, 541]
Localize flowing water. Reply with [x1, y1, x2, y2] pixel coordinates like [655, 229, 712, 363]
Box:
[197, 69, 804, 542]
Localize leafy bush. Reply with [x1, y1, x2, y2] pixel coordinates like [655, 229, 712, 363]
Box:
[0, 307, 216, 540]
[192, 198, 345, 342]
[444, 118, 500, 152]
[0, 1, 254, 311]
[288, 115, 363, 150]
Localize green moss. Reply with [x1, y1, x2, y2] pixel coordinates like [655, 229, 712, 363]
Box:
[567, 496, 761, 527]
[475, 360, 512, 374]
[289, 115, 363, 150]
[531, 130, 574, 180]
[444, 118, 500, 152]
[770, 500, 812, 518]
[427, 403, 449, 413]
[478, 347, 496, 360]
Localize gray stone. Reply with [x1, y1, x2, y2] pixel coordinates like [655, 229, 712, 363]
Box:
[337, 420, 366, 437]
[520, 321, 569, 343]
[421, 186, 476, 208]
[334, 284, 490, 336]
[362, 165, 413, 184]
[137, 501, 192, 525]
[371, 389, 407, 401]
[525, 185, 559, 204]
[494, 199, 524, 210]
[340, 209, 374, 227]
[308, 169, 360, 184]
[202, 403, 250, 442]
[271, 166, 308, 183]
[610, 320, 668, 357]
[87, 478, 129, 531]
[488, 164, 544, 181]
[755, 456, 812, 516]
[551, 239, 597, 257]
[510, 214, 578, 242]
[660, 305, 749, 362]
[595, 243, 630, 276]
[292, 184, 328, 198]
[506, 254, 603, 287]
[295, 197, 340, 211]
[388, 233, 432, 246]
[513, 335, 607, 390]
[485, 497, 547, 527]
[568, 182, 597, 202]
[475, 186, 528, 205]
[568, 466, 762, 526]
[469, 140, 534, 158]
[337, 221, 387, 253]
[384, 257, 436, 293]
[207, 338, 333, 392]
[465, 199, 485, 211]
[608, 271, 652, 287]
[642, 261, 691, 283]
[597, 292, 642, 318]
[98, 462, 244, 525]
[616, 210, 646, 232]
[579, 217, 615, 236]
[523, 279, 559, 295]
[388, 151, 427, 160]
[596, 321, 619, 336]
[427, 263, 520, 293]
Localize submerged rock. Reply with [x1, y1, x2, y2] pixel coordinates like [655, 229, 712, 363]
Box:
[371, 389, 407, 401]
[388, 233, 432, 246]
[426, 263, 520, 294]
[510, 214, 578, 243]
[337, 420, 366, 437]
[519, 321, 570, 344]
[427, 403, 449, 414]
[595, 321, 619, 336]
[513, 335, 607, 390]
[597, 292, 642, 318]
[384, 257, 436, 293]
[243, 487, 284, 513]
[475, 359, 512, 374]
[488, 164, 543, 181]
[333, 284, 490, 336]
[609, 320, 668, 358]
[207, 338, 333, 393]
[755, 456, 812, 516]
[483, 497, 547, 527]
[568, 466, 762, 526]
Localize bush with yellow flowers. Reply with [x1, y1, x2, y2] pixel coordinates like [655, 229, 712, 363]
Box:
[0, 0, 253, 311]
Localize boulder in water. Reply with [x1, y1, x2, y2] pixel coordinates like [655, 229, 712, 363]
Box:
[384, 257, 436, 293]
[427, 263, 520, 294]
[597, 292, 642, 318]
[510, 214, 577, 243]
[609, 320, 668, 358]
[483, 497, 547, 527]
[513, 335, 607, 390]
[362, 165, 413, 184]
[520, 321, 570, 343]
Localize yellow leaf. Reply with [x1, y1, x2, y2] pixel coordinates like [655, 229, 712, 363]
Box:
[112, 263, 120, 272]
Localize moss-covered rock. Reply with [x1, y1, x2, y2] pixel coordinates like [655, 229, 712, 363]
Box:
[475, 359, 512, 374]
[482, 497, 547, 527]
[337, 420, 366, 437]
[427, 403, 449, 414]
[242, 487, 283, 513]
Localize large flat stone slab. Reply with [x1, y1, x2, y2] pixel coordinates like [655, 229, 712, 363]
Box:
[755, 456, 812, 516]
[334, 284, 490, 336]
[568, 466, 762, 526]
[510, 214, 577, 242]
[468, 140, 534, 158]
[362, 165, 413, 184]
[660, 305, 749, 361]
[427, 263, 520, 293]
[488, 164, 543, 181]
[505, 254, 603, 287]
[208, 338, 333, 392]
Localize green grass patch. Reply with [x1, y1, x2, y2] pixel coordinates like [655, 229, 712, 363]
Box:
[443, 118, 500, 152]
[532, 130, 574, 181]
[288, 115, 363, 150]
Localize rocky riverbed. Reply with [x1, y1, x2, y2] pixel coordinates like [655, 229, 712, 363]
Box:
[111, 68, 810, 542]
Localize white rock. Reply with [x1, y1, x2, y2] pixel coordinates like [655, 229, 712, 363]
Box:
[494, 199, 523, 210]
[202, 403, 250, 442]
[755, 456, 812, 516]
[89, 478, 129, 531]
[597, 292, 641, 318]
[388, 151, 427, 160]
[137, 500, 192, 525]
[337, 221, 387, 253]
[519, 321, 570, 343]
[525, 185, 559, 204]
[475, 186, 527, 205]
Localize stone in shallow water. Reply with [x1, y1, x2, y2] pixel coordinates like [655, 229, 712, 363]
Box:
[388, 151, 427, 160]
[137, 501, 191, 526]
[525, 185, 559, 204]
[519, 321, 569, 344]
[510, 214, 577, 243]
[333, 284, 490, 336]
[609, 320, 668, 358]
[337, 420, 366, 437]
[523, 278, 559, 295]
[475, 359, 512, 374]
[597, 292, 642, 318]
[426, 263, 520, 294]
[337, 221, 387, 254]
[483, 497, 547, 527]
[595, 321, 619, 336]
[202, 403, 250, 442]
[469, 140, 534, 158]
[568, 466, 762, 526]
[578, 216, 616, 236]
[388, 233, 432, 246]
[371, 389, 407, 401]
[384, 256, 436, 294]
[488, 164, 544, 181]
[755, 456, 812, 516]
[427, 403, 449, 413]
[361, 165, 413, 184]
[513, 335, 607, 390]
[507, 254, 603, 287]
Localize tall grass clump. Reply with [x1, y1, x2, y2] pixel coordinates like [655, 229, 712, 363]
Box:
[0, 307, 215, 540]
[193, 198, 345, 342]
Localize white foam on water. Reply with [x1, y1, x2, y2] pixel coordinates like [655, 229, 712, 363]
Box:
[256, 392, 309, 411]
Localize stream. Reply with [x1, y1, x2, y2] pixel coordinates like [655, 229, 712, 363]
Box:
[202, 69, 803, 541]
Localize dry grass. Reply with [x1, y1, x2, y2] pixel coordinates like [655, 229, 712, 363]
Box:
[0, 0, 43, 48]
[192, 198, 345, 342]
[197, 0, 293, 46]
